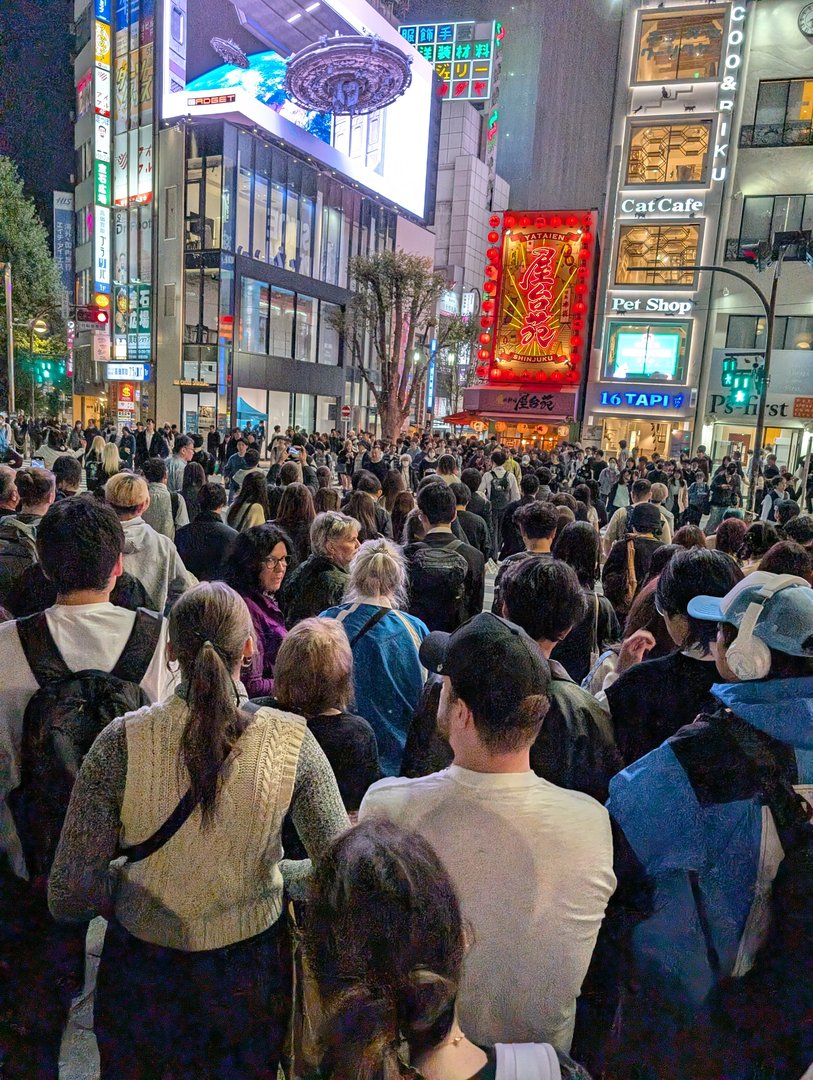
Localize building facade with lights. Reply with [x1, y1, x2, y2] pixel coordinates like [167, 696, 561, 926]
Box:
[586, 0, 813, 466]
[71, 0, 439, 433]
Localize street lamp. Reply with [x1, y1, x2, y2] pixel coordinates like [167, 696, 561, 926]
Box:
[26, 313, 51, 420]
[670, 240, 799, 512]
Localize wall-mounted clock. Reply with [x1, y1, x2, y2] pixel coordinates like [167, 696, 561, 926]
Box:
[799, 3, 813, 38]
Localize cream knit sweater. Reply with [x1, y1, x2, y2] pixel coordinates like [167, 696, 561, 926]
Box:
[116, 695, 305, 951]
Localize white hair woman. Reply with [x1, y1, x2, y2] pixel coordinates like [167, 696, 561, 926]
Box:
[49, 581, 349, 1080]
[320, 539, 429, 775]
[281, 511, 360, 627]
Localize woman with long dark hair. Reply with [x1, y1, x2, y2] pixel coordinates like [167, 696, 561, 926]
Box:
[305, 819, 589, 1080]
[223, 523, 295, 696]
[181, 460, 206, 523]
[273, 482, 316, 564]
[345, 490, 381, 542]
[49, 581, 349, 1080]
[227, 472, 270, 532]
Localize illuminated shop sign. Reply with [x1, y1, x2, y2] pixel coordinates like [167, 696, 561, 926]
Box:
[477, 210, 597, 387]
[107, 362, 147, 380]
[94, 206, 111, 293]
[620, 196, 703, 216]
[713, 5, 747, 185]
[600, 390, 686, 409]
[610, 296, 694, 316]
[398, 19, 501, 101]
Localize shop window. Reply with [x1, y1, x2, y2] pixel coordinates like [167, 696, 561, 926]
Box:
[615, 223, 701, 286]
[318, 302, 342, 365]
[239, 277, 269, 353]
[626, 122, 711, 185]
[635, 9, 725, 83]
[294, 293, 317, 363]
[269, 286, 295, 358]
[738, 194, 813, 245]
[235, 134, 253, 257]
[604, 320, 691, 382]
[252, 147, 270, 263]
[725, 314, 813, 350]
[204, 157, 223, 250]
[742, 79, 813, 147]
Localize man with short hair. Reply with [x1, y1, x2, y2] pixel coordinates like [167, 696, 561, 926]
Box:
[0, 496, 173, 1075]
[141, 457, 189, 539]
[501, 557, 623, 802]
[450, 482, 491, 559]
[51, 455, 83, 500]
[167, 434, 194, 494]
[499, 472, 540, 559]
[491, 500, 558, 615]
[460, 467, 493, 536]
[650, 481, 675, 539]
[603, 477, 654, 554]
[223, 438, 248, 496]
[361, 442, 389, 485]
[760, 474, 788, 522]
[232, 447, 264, 492]
[174, 482, 238, 581]
[478, 451, 521, 559]
[360, 612, 615, 1051]
[106, 472, 195, 611]
[410, 482, 485, 628]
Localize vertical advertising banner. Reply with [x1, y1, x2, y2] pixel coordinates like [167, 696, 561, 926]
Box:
[94, 115, 112, 205]
[95, 206, 112, 293]
[52, 192, 75, 295]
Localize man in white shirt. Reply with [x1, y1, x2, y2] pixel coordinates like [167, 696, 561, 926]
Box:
[478, 451, 521, 559]
[360, 612, 615, 1053]
[0, 495, 175, 1076]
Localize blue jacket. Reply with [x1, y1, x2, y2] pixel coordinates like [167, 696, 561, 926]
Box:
[603, 676, 813, 1076]
[320, 603, 428, 775]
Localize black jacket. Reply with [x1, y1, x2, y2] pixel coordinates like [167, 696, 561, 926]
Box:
[174, 511, 239, 581]
[499, 495, 534, 559]
[420, 530, 485, 621]
[456, 507, 491, 559]
[280, 553, 348, 628]
[467, 490, 493, 534]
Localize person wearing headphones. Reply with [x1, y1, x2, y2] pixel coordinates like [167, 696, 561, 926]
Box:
[578, 573, 813, 1080]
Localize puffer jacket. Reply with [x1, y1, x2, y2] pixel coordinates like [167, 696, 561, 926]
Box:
[280, 553, 348, 628]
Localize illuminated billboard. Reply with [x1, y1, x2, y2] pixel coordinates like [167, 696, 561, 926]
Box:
[477, 211, 597, 387]
[398, 20, 501, 102]
[161, 0, 436, 220]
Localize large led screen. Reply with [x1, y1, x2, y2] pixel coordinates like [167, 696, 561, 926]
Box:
[605, 321, 690, 382]
[161, 0, 435, 219]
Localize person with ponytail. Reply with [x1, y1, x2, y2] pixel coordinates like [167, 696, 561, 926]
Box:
[305, 818, 591, 1080]
[49, 581, 350, 1080]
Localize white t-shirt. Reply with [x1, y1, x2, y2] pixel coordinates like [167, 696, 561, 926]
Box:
[0, 603, 175, 876]
[359, 765, 615, 1052]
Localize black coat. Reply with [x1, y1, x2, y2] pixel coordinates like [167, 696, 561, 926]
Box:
[174, 512, 239, 581]
[420, 530, 485, 621]
[456, 508, 491, 560]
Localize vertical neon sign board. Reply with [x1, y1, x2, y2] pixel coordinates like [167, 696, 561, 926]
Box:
[477, 211, 597, 385]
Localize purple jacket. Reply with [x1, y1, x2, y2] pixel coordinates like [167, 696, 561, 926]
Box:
[241, 590, 287, 698]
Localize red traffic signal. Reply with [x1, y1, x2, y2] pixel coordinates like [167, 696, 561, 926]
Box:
[76, 304, 110, 329]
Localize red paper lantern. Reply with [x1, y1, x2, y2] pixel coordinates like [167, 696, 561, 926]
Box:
[504, 214, 515, 228]
[575, 284, 587, 295]
[566, 215, 578, 227]
[574, 301, 586, 313]
[478, 348, 490, 359]
[551, 215, 561, 227]
[520, 215, 530, 227]
[480, 316, 493, 328]
[485, 265, 498, 279]
[570, 336, 582, 348]
[482, 299, 495, 312]
[479, 333, 491, 345]
[486, 247, 499, 261]
[476, 366, 487, 378]
[489, 215, 501, 227]
[483, 281, 496, 294]
[488, 231, 500, 243]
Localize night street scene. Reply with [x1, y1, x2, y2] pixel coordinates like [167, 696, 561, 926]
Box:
[1, 0, 813, 1077]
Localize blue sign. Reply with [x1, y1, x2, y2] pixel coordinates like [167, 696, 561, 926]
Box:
[95, 0, 111, 23]
[52, 193, 74, 295]
[115, 0, 129, 30]
[425, 338, 438, 412]
[600, 390, 685, 410]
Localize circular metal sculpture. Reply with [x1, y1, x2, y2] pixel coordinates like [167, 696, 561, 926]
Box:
[285, 35, 412, 116]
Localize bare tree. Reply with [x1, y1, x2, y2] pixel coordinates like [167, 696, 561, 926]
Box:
[330, 250, 470, 441]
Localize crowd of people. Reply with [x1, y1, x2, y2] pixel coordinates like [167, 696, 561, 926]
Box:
[0, 414, 812, 1080]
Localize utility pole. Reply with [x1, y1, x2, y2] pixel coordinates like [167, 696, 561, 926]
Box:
[0, 263, 15, 415]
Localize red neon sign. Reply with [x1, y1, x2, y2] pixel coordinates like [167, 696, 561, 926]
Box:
[518, 248, 556, 349]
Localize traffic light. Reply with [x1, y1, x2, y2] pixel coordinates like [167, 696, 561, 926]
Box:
[740, 240, 773, 272]
[76, 304, 110, 329]
[721, 355, 738, 388]
[730, 369, 752, 407]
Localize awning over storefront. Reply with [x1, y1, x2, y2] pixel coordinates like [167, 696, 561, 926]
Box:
[442, 410, 481, 426]
[462, 385, 577, 421]
[236, 396, 266, 421]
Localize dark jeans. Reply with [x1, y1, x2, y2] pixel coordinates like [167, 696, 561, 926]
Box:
[491, 508, 507, 560]
[95, 917, 291, 1080]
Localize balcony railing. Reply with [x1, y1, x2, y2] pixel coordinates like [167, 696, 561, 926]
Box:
[739, 122, 813, 148]
[725, 238, 808, 262]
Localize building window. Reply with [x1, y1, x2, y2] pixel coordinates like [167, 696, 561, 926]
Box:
[318, 302, 342, 365]
[615, 224, 701, 286]
[725, 314, 813, 350]
[635, 10, 725, 84]
[269, 286, 295, 358]
[604, 320, 691, 382]
[294, 293, 317, 363]
[741, 79, 813, 148]
[238, 277, 269, 353]
[626, 122, 712, 185]
[739, 194, 813, 244]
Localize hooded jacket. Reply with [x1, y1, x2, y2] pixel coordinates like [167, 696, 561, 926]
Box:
[0, 515, 41, 605]
[120, 517, 196, 612]
[599, 676, 813, 1078]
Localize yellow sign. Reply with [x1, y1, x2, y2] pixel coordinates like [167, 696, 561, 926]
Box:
[95, 22, 111, 68]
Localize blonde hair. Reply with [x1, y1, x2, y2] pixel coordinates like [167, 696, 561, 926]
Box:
[90, 435, 106, 458]
[310, 511, 359, 558]
[105, 471, 148, 511]
[650, 482, 669, 505]
[102, 442, 121, 474]
[345, 538, 408, 608]
[275, 618, 353, 716]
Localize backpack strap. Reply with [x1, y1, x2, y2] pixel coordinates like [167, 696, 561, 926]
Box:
[16, 613, 73, 686]
[348, 607, 390, 647]
[110, 609, 163, 684]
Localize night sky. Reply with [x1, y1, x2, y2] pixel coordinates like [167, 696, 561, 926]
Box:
[0, 0, 74, 231]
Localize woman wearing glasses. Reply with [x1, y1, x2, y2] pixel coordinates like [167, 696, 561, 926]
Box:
[223, 524, 294, 697]
[281, 511, 360, 628]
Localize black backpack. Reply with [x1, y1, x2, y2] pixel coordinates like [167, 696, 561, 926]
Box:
[407, 540, 468, 632]
[9, 609, 163, 890]
[489, 471, 512, 512]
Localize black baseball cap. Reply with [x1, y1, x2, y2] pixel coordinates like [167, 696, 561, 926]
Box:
[419, 612, 551, 722]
